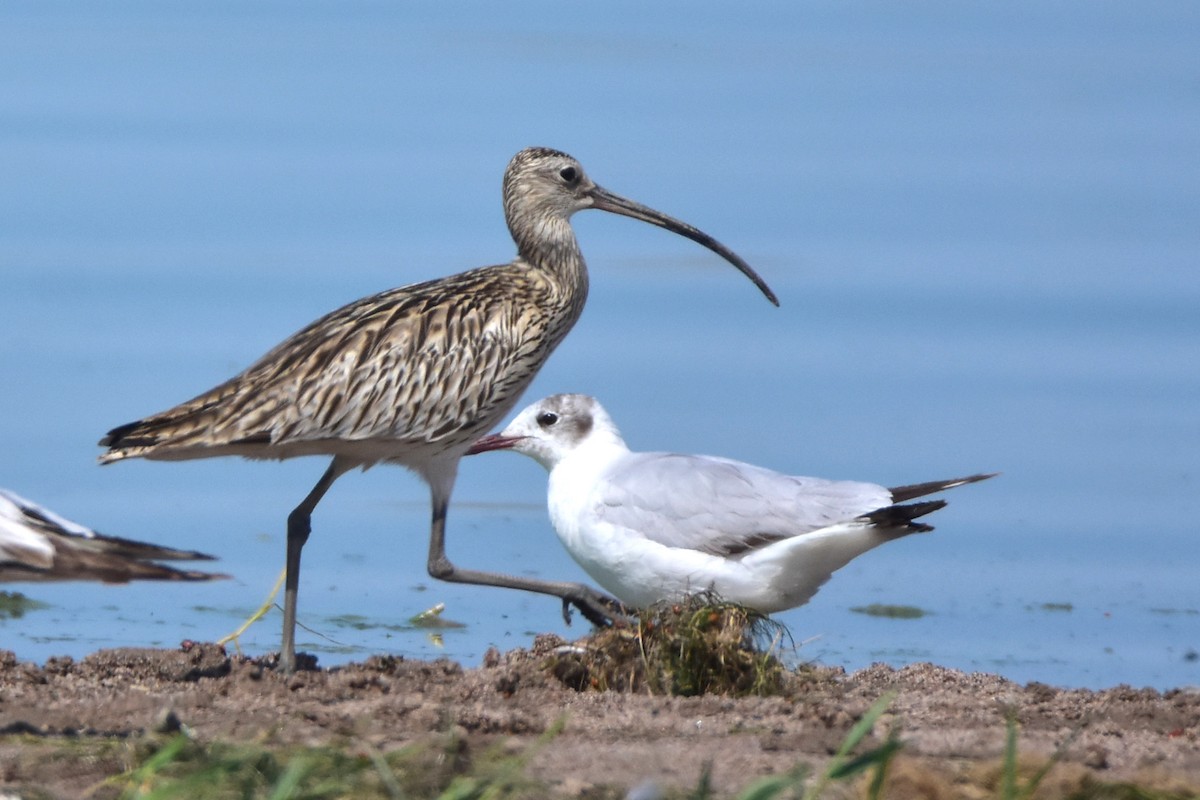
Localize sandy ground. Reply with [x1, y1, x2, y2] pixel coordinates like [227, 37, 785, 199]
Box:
[1, 636, 1198, 798]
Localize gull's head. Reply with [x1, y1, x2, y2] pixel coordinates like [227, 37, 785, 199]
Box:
[466, 394, 622, 471]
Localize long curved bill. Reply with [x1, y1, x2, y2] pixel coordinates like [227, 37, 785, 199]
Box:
[465, 433, 525, 455]
[588, 185, 780, 306]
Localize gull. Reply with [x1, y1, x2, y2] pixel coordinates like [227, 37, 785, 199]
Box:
[98, 147, 777, 671]
[0, 488, 224, 583]
[468, 394, 994, 611]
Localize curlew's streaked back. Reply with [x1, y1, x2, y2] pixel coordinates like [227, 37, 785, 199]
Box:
[468, 394, 995, 612]
[0, 488, 225, 583]
[98, 147, 777, 672]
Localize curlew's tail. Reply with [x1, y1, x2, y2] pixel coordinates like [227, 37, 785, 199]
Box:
[98, 416, 167, 463]
[97, 374, 246, 464]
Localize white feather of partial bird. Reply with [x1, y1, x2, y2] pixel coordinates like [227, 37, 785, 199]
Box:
[0, 489, 225, 583]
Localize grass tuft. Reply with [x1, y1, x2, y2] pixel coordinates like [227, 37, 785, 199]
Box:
[545, 592, 789, 697]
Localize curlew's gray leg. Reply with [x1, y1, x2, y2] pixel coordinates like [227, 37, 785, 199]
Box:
[280, 457, 352, 673]
[424, 485, 625, 626]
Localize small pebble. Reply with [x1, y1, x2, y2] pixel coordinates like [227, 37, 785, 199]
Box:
[1084, 744, 1109, 770]
[152, 707, 182, 734]
[483, 646, 501, 668]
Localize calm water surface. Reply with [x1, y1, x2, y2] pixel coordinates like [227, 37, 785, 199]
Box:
[1, 2, 1196, 689]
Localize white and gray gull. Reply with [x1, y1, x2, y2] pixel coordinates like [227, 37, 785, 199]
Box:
[0, 488, 224, 583]
[468, 394, 994, 612]
[98, 147, 778, 671]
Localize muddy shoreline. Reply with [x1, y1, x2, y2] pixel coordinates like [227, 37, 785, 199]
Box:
[1, 637, 1198, 798]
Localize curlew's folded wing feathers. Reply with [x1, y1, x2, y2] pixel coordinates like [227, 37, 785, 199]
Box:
[100, 263, 573, 462]
[590, 453, 893, 557]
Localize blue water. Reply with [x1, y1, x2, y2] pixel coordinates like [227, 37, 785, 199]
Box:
[1, 2, 1197, 690]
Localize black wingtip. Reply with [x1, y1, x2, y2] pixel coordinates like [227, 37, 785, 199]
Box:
[92, 534, 221, 563]
[860, 499, 947, 531]
[888, 472, 998, 503]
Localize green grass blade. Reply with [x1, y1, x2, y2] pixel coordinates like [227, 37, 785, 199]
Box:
[115, 734, 191, 799]
[736, 765, 809, 800]
[865, 744, 892, 800]
[834, 692, 897, 761]
[1013, 713, 1083, 800]
[267, 757, 312, 800]
[736, 777, 792, 800]
[1001, 712, 1019, 800]
[827, 738, 903, 780]
[435, 776, 481, 800]
[688, 760, 715, 799]
[802, 692, 897, 800]
[365, 745, 407, 800]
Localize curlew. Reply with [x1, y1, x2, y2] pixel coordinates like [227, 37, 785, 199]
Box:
[99, 147, 777, 671]
[468, 394, 994, 612]
[1, 488, 225, 583]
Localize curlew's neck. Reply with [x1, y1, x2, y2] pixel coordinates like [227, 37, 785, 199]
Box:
[511, 214, 583, 275]
[510, 213, 590, 327]
[502, 165, 589, 281]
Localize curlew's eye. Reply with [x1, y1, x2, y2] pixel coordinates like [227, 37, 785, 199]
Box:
[558, 166, 578, 184]
[536, 411, 559, 428]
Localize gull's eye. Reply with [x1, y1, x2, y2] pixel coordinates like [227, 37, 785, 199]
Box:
[536, 411, 559, 428]
[558, 166, 578, 184]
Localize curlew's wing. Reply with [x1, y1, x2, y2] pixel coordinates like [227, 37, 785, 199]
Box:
[100, 262, 577, 463]
[0, 489, 226, 583]
[588, 453, 893, 558]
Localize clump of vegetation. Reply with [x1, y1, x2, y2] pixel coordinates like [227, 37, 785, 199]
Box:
[0, 590, 49, 619]
[1037, 602, 1074, 612]
[545, 592, 790, 697]
[849, 603, 928, 619]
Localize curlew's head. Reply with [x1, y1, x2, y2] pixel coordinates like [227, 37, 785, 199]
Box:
[502, 148, 779, 306]
[466, 393, 623, 471]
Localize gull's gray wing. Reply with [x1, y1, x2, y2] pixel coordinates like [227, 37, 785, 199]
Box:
[589, 453, 892, 557]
